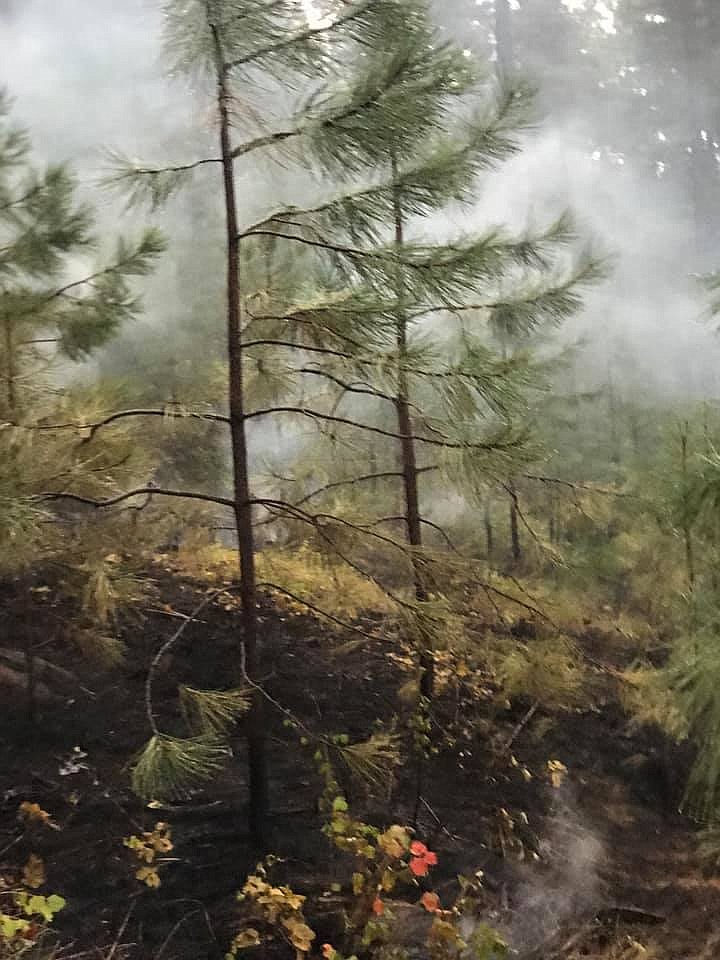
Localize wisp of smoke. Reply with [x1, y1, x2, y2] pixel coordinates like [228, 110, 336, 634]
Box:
[470, 784, 606, 957]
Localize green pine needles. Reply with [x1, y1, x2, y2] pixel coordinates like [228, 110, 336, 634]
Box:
[0, 90, 165, 420]
[132, 734, 231, 802]
[180, 685, 252, 735]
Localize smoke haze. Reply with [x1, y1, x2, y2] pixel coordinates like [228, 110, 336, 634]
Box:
[3, 1, 720, 399]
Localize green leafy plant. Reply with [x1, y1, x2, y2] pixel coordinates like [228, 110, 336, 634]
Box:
[0, 852, 65, 958]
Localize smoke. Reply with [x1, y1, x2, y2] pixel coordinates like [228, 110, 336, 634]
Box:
[472, 786, 606, 957]
[469, 123, 720, 398]
[4, 1, 720, 406]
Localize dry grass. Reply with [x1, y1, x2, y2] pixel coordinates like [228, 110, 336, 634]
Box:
[173, 538, 395, 621]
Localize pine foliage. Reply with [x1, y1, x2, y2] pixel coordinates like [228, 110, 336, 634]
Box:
[179, 685, 251, 735]
[131, 734, 230, 802]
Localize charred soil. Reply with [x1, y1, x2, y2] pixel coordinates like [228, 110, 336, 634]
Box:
[0, 566, 717, 959]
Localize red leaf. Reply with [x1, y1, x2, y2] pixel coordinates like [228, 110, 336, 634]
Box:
[424, 850, 438, 867]
[409, 857, 429, 877]
[372, 896, 385, 916]
[410, 841, 428, 857]
[421, 892, 441, 913]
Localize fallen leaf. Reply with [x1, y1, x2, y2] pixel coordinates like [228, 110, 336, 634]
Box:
[421, 892, 441, 913]
[22, 855, 45, 890]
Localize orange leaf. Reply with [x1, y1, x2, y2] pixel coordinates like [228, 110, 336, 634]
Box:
[22, 854, 46, 889]
[424, 851, 438, 867]
[322, 946, 337, 960]
[410, 841, 428, 857]
[409, 858, 429, 877]
[372, 896, 384, 916]
[421, 892, 441, 913]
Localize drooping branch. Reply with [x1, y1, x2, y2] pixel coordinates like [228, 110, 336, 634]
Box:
[226, 0, 374, 70]
[34, 408, 230, 441]
[297, 368, 446, 436]
[256, 582, 384, 643]
[254, 497, 416, 561]
[298, 367, 398, 406]
[244, 337, 525, 387]
[293, 465, 439, 509]
[242, 227, 369, 260]
[39, 487, 234, 510]
[245, 405, 516, 451]
[146, 587, 235, 736]
[372, 515, 460, 553]
[37, 247, 160, 311]
[109, 157, 222, 178]
[523, 473, 629, 498]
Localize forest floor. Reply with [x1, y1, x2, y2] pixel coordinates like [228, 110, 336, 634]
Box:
[1, 562, 719, 959]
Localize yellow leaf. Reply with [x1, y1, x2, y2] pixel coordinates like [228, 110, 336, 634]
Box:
[547, 759, 568, 789]
[136, 866, 161, 889]
[230, 928, 261, 951]
[242, 875, 269, 898]
[22, 855, 45, 889]
[283, 918, 315, 953]
[18, 802, 51, 825]
[152, 836, 173, 853]
[380, 868, 397, 892]
[377, 825, 410, 859]
[352, 872, 365, 895]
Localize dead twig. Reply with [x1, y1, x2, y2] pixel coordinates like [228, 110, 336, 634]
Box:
[105, 902, 135, 960]
[498, 701, 540, 756]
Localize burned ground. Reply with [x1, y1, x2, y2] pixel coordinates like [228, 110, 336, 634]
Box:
[1, 566, 718, 959]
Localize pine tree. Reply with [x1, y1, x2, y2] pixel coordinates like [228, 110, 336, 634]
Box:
[49, 0, 602, 842]
[0, 91, 164, 422]
[0, 91, 163, 713]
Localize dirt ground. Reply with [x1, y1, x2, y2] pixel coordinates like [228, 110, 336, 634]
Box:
[1, 565, 719, 959]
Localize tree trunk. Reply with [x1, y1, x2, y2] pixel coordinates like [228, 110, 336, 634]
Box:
[484, 500, 494, 562]
[212, 25, 268, 845]
[680, 423, 696, 591]
[607, 367, 620, 466]
[495, 0, 514, 80]
[392, 159, 433, 700]
[4, 317, 16, 416]
[508, 481, 521, 567]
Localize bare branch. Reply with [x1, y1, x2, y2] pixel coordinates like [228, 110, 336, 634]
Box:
[245, 405, 515, 451]
[523, 473, 630, 498]
[38, 487, 234, 510]
[231, 128, 298, 159]
[372, 515, 460, 553]
[226, 0, 374, 70]
[293, 465, 439, 508]
[34, 408, 230, 441]
[111, 157, 221, 177]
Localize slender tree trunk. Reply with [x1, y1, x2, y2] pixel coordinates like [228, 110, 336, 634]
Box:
[628, 408, 640, 458]
[680, 423, 696, 591]
[4, 318, 16, 416]
[484, 499, 494, 561]
[211, 25, 268, 845]
[391, 159, 432, 699]
[607, 365, 620, 466]
[508, 480, 521, 567]
[369, 444, 379, 493]
[495, 0, 514, 80]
